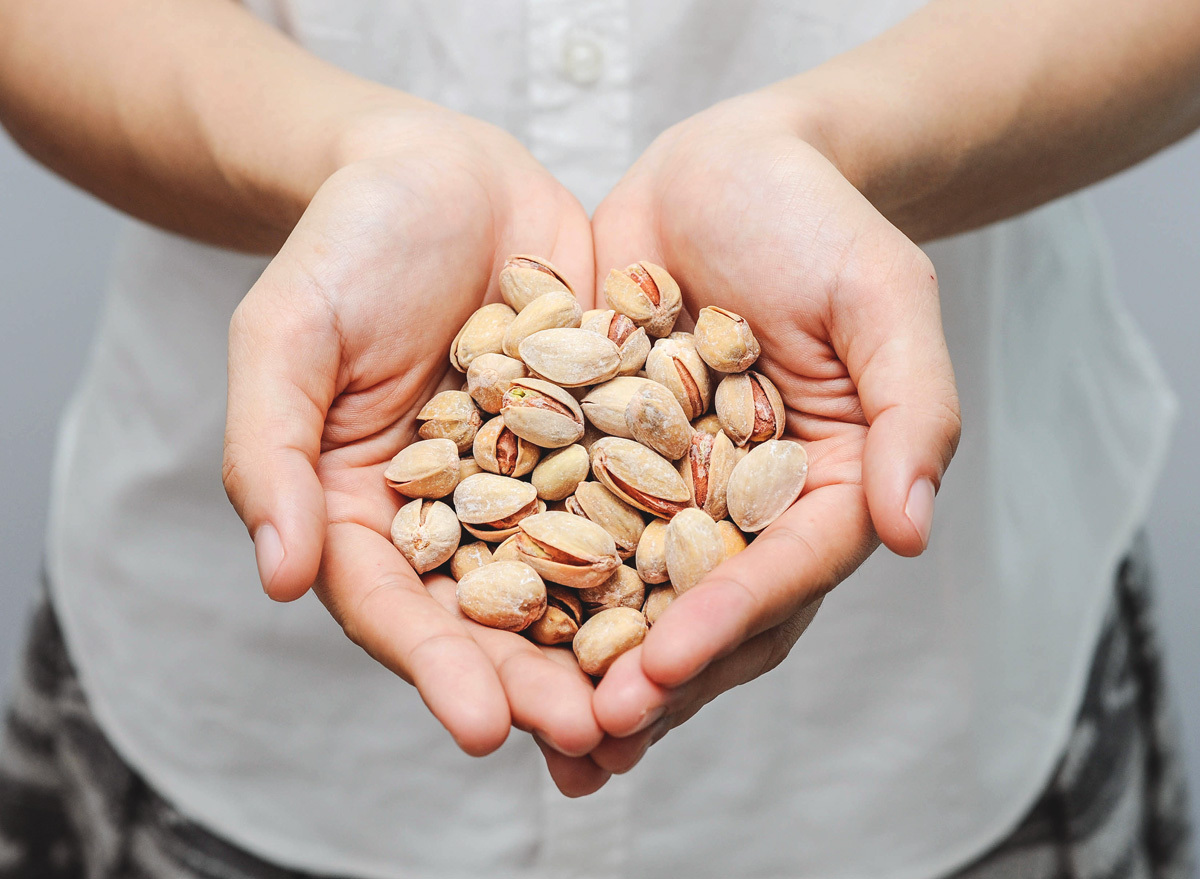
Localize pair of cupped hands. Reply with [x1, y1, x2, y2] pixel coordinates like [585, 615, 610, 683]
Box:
[222, 88, 961, 795]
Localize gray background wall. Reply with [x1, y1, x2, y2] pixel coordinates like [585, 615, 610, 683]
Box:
[2, 129, 1198, 852]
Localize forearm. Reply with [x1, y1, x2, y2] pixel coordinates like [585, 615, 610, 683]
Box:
[0, 0, 416, 252]
[777, 0, 1200, 242]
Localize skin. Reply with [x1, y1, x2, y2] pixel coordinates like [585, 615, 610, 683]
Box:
[3, 0, 1199, 794]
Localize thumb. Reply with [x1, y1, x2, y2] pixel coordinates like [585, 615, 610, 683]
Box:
[223, 285, 337, 600]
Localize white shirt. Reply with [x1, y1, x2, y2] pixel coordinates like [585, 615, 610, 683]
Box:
[44, 2, 1176, 877]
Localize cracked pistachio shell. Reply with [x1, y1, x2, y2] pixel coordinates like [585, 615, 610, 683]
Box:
[715, 371, 786, 447]
[717, 520, 750, 560]
[384, 438, 461, 499]
[514, 511, 621, 590]
[726, 440, 809, 532]
[450, 541, 493, 581]
[466, 352, 528, 414]
[450, 303, 517, 372]
[452, 473, 540, 542]
[603, 261, 682, 338]
[580, 376, 658, 438]
[492, 534, 522, 562]
[526, 586, 584, 645]
[581, 309, 651, 376]
[518, 328, 621, 387]
[694, 306, 761, 373]
[625, 383, 693, 461]
[642, 584, 677, 626]
[678, 430, 737, 520]
[390, 499, 461, 575]
[645, 338, 712, 421]
[459, 456, 484, 482]
[500, 378, 585, 449]
[417, 391, 483, 454]
[502, 290, 582, 358]
[531, 444, 590, 502]
[456, 561, 547, 632]
[668, 331, 697, 346]
[499, 255, 574, 313]
[691, 413, 723, 436]
[578, 565, 645, 616]
[589, 437, 691, 519]
[635, 518, 670, 584]
[473, 416, 540, 478]
[665, 508, 725, 594]
[573, 607, 647, 676]
[565, 481, 646, 560]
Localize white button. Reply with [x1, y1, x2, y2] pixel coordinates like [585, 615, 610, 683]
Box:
[561, 37, 604, 87]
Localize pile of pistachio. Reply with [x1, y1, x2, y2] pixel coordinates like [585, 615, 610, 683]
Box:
[384, 256, 808, 677]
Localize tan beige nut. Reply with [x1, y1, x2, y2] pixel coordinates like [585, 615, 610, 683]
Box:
[531, 444, 590, 502]
[679, 430, 737, 520]
[717, 520, 749, 560]
[645, 337, 712, 421]
[665, 508, 725, 594]
[450, 303, 516, 372]
[459, 456, 484, 482]
[390, 499, 461, 575]
[691, 412, 724, 436]
[452, 473, 541, 542]
[450, 541, 494, 581]
[473, 416, 540, 478]
[466, 352, 528, 414]
[500, 377, 585, 449]
[518, 328, 621, 387]
[491, 533, 522, 562]
[514, 511, 621, 590]
[502, 289, 582, 358]
[590, 437, 691, 519]
[499, 255, 573, 313]
[642, 585, 676, 626]
[603, 261, 682, 338]
[726, 439, 809, 532]
[573, 607, 648, 676]
[580, 376, 658, 438]
[715, 370, 785, 446]
[384, 438, 461, 499]
[526, 586, 584, 645]
[578, 565, 645, 616]
[581, 309, 651, 376]
[625, 383, 693, 461]
[456, 561, 547, 631]
[694, 306, 761, 373]
[565, 481, 646, 560]
[635, 518, 671, 584]
[417, 391, 483, 454]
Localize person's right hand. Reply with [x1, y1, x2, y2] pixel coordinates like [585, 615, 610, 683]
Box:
[222, 106, 611, 793]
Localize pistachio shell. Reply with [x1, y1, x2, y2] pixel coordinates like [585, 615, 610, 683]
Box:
[459, 456, 485, 481]
[449, 303, 517, 372]
[390, 499, 461, 575]
[449, 541, 493, 581]
[492, 534, 522, 562]
[603, 262, 682, 338]
[466, 352, 528, 414]
[456, 561, 547, 631]
[580, 377, 658, 438]
[417, 391, 483, 453]
[452, 473, 540, 541]
[473, 416, 540, 478]
[715, 371, 785, 446]
[499, 255, 573, 312]
[665, 508, 725, 594]
[645, 338, 712, 421]
[694, 306, 761, 373]
[625, 383, 693, 461]
[565, 482, 646, 560]
[578, 565, 645, 615]
[581, 309, 651, 376]
[526, 586, 584, 645]
[502, 290, 582, 358]
[642, 585, 677, 626]
[717, 520, 750, 559]
[589, 437, 691, 519]
[635, 518, 671, 584]
[531, 444, 590, 502]
[518, 328, 621, 387]
[384, 438, 461, 499]
[726, 440, 809, 532]
[500, 377, 585, 449]
[515, 511, 621, 589]
[573, 607, 647, 676]
[691, 413, 723, 436]
[678, 430, 737, 520]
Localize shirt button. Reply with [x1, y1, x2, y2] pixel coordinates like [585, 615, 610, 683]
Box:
[561, 37, 604, 87]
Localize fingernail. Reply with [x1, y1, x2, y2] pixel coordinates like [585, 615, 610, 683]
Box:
[904, 478, 935, 550]
[254, 523, 284, 595]
[629, 705, 667, 736]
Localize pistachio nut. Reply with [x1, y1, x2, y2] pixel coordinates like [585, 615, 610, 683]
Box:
[449, 541, 493, 581]
[466, 352, 528, 414]
[717, 519, 750, 560]
[581, 309, 651, 376]
[578, 421, 608, 453]
[668, 331, 697, 346]
[665, 508, 725, 594]
[589, 437, 691, 519]
[642, 585, 677, 626]
[452, 473, 541, 542]
[578, 565, 645, 616]
[491, 533, 522, 562]
[634, 518, 671, 584]
[691, 413, 723, 436]
[725, 439, 809, 532]
[518, 328, 621, 387]
[573, 607, 648, 676]
[456, 561, 547, 632]
[500, 377, 585, 448]
[449, 302, 516, 372]
[498, 255, 573, 313]
[580, 376, 658, 438]
[473, 416, 541, 478]
[384, 438, 461, 499]
[645, 337, 712, 421]
[603, 261, 682, 338]
[565, 481, 646, 560]
[694, 306, 761, 373]
[526, 586, 584, 645]
[501, 289, 582, 358]
[625, 383, 693, 461]
[514, 510, 621, 590]
[678, 429, 737, 519]
[416, 390, 483, 454]
[459, 456, 484, 482]
[530, 444, 590, 502]
[390, 499, 461, 575]
[714, 370, 786, 446]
